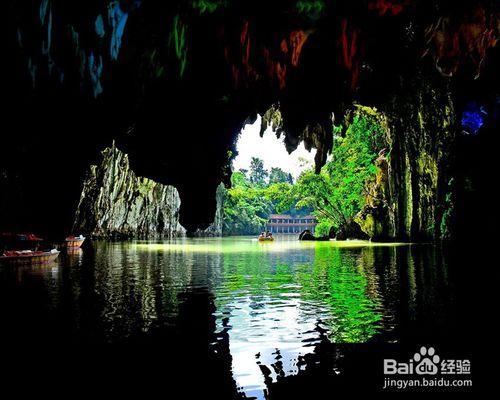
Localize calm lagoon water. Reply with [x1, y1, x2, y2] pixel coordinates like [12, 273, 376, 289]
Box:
[0, 236, 461, 397]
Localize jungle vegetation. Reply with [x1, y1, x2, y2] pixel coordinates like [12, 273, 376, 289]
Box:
[223, 110, 387, 236]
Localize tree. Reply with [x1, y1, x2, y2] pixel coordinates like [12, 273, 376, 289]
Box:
[223, 109, 386, 237]
[268, 110, 387, 236]
[223, 171, 273, 235]
[249, 157, 268, 187]
[224, 166, 296, 235]
[238, 168, 248, 177]
[231, 170, 250, 188]
[269, 167, 294, 184]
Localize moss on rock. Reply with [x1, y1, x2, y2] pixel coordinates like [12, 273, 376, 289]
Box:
[355, 74, 456, 241]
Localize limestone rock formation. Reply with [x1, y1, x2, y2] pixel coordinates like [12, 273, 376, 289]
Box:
[298, 230, 329, 241]
[73, 145, 186, 239]
[355, 153, 393, 240]
[386, 78, 456, 241]
[334, 220, 370, 241]
[355, 77, 456, 241]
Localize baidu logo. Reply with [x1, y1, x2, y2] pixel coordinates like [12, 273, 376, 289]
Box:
[413, 346, 440, 375]
[384, 346, 470, 376]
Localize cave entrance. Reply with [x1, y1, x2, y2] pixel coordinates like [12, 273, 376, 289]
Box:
[225, 115, 317, 237]
[225, 105, 394, 240]
[233, 115, 316, 183]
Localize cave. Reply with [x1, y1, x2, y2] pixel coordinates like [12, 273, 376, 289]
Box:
[3, 0, 496, 240]
[0, 1, 495, 395]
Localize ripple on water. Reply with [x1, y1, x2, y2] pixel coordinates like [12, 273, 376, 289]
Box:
[0, 237, 449, 400]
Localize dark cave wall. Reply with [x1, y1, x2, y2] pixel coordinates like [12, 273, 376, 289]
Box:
[388, 77, 456, 241]
[3, 0, 498, 238]
[356, 75, 456, 241]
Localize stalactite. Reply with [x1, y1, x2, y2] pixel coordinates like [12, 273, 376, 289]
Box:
[88, 51, 103, 98]
[95, 14, 105, 38]
[340, 19, 359, 90]
[108, 1, 129, 61]
[290, 30, 310, 67]
[170, 15, 189, 78]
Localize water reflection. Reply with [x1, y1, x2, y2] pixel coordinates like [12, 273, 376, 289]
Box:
[0, 238, 453, 398]
[211, 241, 394, 397]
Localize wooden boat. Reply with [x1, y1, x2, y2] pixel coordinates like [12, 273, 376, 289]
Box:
[0, 249, 60, 265]
[63, 235, 85, 249]
[258, 236, 275, 242]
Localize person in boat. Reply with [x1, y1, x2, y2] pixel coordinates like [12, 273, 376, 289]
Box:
[266, 231, 273, 238]
[259, 232, 266, 239]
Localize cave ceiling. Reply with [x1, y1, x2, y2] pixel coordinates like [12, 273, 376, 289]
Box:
[5, 0, 499, 230]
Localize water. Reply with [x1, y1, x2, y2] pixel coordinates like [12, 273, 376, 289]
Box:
[0, 237, 467, 397]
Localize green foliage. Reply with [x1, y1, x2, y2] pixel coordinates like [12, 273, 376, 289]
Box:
[440, 178, 454, 240]
[314, 219, 332, 237]
[269, 112, 387, 233]
[231, 170, 250, 188]
[223, 162, 296, 235]
[326, 114, 385, 221]
[223, 110, 387, 237]
[269, 167, 293, 185]
[249, 157, 268, 187]
[223, 171, 273, 235]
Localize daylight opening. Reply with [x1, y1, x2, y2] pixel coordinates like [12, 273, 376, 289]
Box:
[233, 115, 317, 181]
[225, 106, 390, 240]
[226, 115, 318, 237]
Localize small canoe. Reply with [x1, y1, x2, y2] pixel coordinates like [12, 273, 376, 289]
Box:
[0, 249, 60, 265]
[258, 237, 275, 242]
[63, 235, 85, 249]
